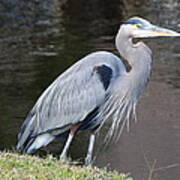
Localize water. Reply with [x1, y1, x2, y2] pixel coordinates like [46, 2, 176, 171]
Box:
[0, 0, 180, 179]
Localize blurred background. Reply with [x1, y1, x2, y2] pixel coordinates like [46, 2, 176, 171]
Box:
[0, 0, 180, 179]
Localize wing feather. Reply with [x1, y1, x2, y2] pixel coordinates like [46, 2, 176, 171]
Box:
[18, 51, 126, 141]
[34, 67, 104, 133]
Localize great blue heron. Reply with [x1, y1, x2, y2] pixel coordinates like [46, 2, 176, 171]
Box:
[16, 17, 180, 164]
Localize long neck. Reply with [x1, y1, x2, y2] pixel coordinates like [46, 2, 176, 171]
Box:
[115, 27, 153, 98]
[116, 30, 135, 64]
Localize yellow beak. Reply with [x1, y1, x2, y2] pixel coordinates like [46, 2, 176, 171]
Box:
[132, 25, 180, 38]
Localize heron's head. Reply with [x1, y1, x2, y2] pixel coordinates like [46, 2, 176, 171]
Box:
[121, 17, 180, 38]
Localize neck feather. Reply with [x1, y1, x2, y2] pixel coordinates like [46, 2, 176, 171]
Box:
[115, 27, 153, 98]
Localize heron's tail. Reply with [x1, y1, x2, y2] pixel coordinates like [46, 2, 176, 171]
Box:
[16, 112, 55, 154]
[16, 112, 37, 153]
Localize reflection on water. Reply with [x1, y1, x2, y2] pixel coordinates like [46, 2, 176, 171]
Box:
[0, 0, 179, 180]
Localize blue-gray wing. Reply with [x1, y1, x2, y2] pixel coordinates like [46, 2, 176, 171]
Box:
[19, 51, 126, 138]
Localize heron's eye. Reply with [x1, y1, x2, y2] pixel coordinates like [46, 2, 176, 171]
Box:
[136, 24, 142, 28]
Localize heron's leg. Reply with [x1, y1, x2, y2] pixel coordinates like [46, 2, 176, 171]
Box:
[85, 131, 96, 165]
[60, 124, 80, 160]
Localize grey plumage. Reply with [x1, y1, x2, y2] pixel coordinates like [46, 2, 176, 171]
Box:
[16, 17, 180, 163]
[17, 51, 126, 152]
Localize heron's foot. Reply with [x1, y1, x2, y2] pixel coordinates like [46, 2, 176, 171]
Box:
[60, 153, 68, 161]
[85, 155, 93, 166]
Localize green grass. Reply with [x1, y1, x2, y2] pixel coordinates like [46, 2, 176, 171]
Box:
[0, 151, 133, 180]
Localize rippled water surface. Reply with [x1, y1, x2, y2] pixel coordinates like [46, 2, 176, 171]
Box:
[0, 0, 180, 180]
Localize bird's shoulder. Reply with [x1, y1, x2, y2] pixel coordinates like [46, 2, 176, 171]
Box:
[78, 51, 126, 69]
[63, 51, 126, 78]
